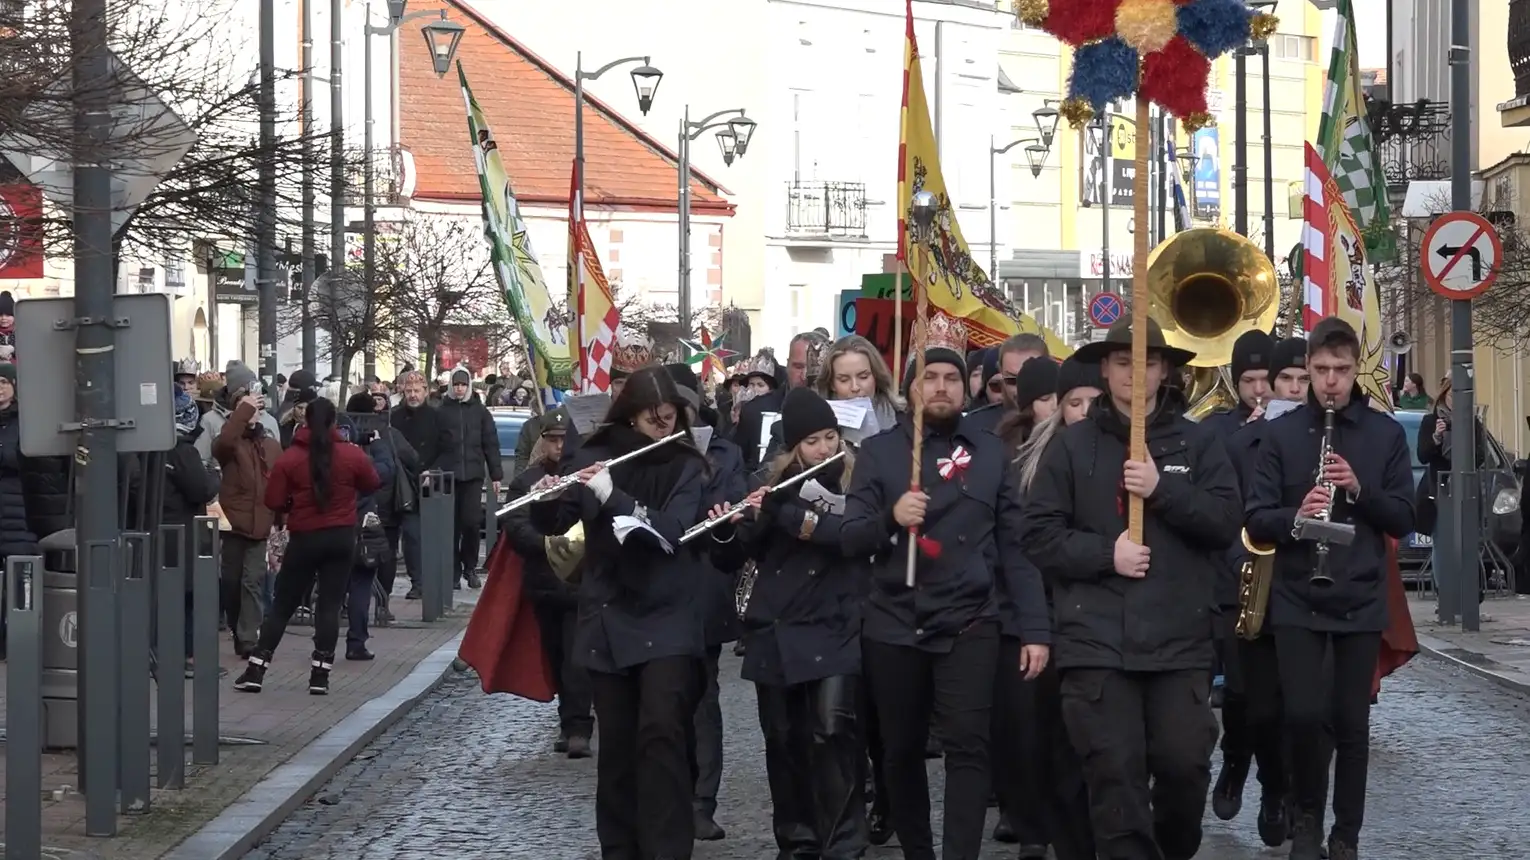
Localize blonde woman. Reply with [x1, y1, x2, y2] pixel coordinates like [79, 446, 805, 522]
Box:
[705, 387, 867, 859]
[814, 335, 901, 437]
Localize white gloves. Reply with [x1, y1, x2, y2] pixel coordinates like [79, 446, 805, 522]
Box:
[586, 467, 613, 504]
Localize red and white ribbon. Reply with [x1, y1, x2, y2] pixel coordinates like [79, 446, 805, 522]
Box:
[937, 445, 971, 480]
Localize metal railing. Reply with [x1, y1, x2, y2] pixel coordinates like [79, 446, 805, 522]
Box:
[1370, 99, 1451, 195]
[785, 181, 868, 239]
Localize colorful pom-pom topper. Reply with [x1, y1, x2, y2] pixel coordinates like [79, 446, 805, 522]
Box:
[1015, 0, 1277, 129]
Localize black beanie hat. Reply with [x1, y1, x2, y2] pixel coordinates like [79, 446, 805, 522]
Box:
[1269, 336, 1308, 379]
[966, 349, 986, 375]
[344, 391, 375, 413]
[1230, 330, 1275, 381]
[664, 362, 700, 394]
[1014, 356, 1059, 409]
[981, 348, 1001, 390]
[0, 291, 14, 316]
[1055, 356, 1103, 398]
[781, 387, 838, 450]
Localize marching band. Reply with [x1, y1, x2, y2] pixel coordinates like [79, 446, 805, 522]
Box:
[468, 281, 1414, 860]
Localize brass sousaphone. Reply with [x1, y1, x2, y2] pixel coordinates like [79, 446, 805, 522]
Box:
[1144, 227, 1280, 420]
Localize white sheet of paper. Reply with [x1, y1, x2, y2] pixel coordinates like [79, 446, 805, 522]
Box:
[798, 479, 845, 515]
[612, 515, 674, 554]
[1265, 399, 1301, 420]
[691, 426, 714, 451]
[828, 398, 870, 430]
[759, 411, 781, 460]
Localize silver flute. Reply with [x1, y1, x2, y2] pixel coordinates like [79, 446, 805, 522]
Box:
[496, 431, 688, 517]
[680, 451, 847, 545]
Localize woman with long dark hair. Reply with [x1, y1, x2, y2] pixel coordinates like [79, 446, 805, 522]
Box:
[995, 356, 1059, 455]
[529, 366, 709, 859]
[234, 397, 380, 695]
[706, 387, 867, 859]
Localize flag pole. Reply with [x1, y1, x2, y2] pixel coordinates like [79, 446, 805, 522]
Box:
[1128, 96, 1151, 543]
[905, 192, 938, 587]
[894, 268, 904, 389]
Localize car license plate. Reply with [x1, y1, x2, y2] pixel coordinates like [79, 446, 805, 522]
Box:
[1411, 534, 1433, 548]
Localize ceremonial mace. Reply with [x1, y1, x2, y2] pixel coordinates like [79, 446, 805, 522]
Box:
[1127, 99, 1150, 543]
[905, 190, 939, 587]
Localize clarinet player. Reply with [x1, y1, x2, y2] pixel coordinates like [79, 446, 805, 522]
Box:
[1244, 317, 1415, 860]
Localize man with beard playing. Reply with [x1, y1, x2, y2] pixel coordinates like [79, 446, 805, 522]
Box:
[843, 313, 1050, 860]
[1021, 317, 1241, 860]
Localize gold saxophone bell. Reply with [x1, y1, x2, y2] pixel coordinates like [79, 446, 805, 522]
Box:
[1235, 527, 1278, 640]
[547, 520, 586, 583]
[1146, 228, 1280, 420]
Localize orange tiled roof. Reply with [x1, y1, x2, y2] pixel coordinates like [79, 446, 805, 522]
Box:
[399, 0, 733, 215]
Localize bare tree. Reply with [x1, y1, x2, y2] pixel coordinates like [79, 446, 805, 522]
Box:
[284, 267, 400, 382]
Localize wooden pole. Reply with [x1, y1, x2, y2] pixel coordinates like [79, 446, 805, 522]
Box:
[894, 268, 905, 388]
[905, 268, 930, 587]
[1128, 97, 1151, 543]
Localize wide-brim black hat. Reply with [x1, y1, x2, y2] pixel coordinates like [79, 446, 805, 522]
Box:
[1073, 318, 1196, 367]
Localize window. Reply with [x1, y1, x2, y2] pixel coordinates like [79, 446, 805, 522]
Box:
[1275, 34, 1315, 62]
[164, 252, 186, 290]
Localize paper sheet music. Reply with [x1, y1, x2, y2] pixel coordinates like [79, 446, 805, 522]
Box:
[1265, 399, 1300, 420]
[759, 411, 781, 461]
[798, 479, 845, 515]
[691, 426, 714, 451]
[612, 515, 674, 554]
[828, 399, 870, 429]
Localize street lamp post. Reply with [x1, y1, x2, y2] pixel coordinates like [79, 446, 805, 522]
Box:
[361, 2, 463, 381]
[572, 54, 661, 384]
[677, 107, 756, 326]
[988, 135, 1049, 281]
[1088, 109, 1116, 294]
[1252, 1, 1279, 261]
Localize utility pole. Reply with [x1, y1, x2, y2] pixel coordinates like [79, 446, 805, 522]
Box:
[1261, 40, 1275, 261]
[300, 0, 317, 373]
[71, 0, 121, 836]
[1233, 45, 1249, 236]
[329, 0, 346, 380]
[257, 0, 278, 388]
[1448, 0, 1480, 631]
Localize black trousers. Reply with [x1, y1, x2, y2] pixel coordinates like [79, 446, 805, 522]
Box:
[256, 526, 355, 659]
[688, 645, 724, 817]
[590, 656, 703, 860]
[862, 622, 999, 860]
[860, 675, 889, 816]
[1275, 627, 1381, 845]
[1034, 663, 1097, 860]
[757, 675, 869, 860]
[453, 478, 483, 579]
[992, 636, 1047, 845]
[1238, 631, 1289, 798]
[1060, 668, 1218, 860]
[535, 603, 593, 738]
[1212, 610, 1251, 762]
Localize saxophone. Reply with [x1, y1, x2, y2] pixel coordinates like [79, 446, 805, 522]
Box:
[1235, 528, 1277, 640]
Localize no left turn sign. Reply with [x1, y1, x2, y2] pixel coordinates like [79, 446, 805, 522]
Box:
[1421, 211, 1502, 299]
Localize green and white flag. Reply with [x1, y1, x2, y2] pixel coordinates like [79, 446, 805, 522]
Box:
[459, 63, 571, 394]
[1315, 0, 1394, 262]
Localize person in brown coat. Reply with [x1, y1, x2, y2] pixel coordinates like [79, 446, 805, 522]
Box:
[213, 391, 284, 657]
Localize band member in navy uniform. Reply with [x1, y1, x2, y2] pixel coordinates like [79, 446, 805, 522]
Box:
[1022, 318, 1241, 860]
[529, 367, 710, 860]
[843, 314, 1050, 860]
[1199, 330, 1273, 823]
[1244, 317, 1415, 860]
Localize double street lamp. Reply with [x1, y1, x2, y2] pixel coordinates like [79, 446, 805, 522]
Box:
[677, 107, 756, 325]
[988, 102, 1060, 283]
[1233, 0, 1278, 261]
[356, 1, 463, 379]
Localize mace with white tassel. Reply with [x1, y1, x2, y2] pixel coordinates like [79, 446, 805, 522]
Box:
[905, 190, 940, 588]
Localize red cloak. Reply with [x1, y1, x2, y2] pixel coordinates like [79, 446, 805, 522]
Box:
[1372, 536, 1419, 698]
[457, 538, 557, 702]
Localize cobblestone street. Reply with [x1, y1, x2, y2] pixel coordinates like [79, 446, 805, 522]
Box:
[249, 654, 1530, 860]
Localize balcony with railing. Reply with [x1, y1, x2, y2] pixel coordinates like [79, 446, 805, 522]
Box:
[1502, 0, 1530, 126]
[784, 181, 868, 240]
[1370, 98, 1451, 199]
[340, 144, 414, 208]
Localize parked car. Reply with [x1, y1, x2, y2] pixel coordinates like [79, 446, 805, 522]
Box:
[490, 407, 533, 468]
[1391, 409, 1521, 577]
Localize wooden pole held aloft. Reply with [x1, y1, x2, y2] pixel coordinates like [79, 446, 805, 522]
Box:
[1128, 97, 1152, 544]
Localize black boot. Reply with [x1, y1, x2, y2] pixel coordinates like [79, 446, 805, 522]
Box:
[566, 734, 592, 759]
[309, 650, 335, 695]
[992, 811, 1018, 843]
[1328, 836, 1357, 860]
[693, 809, 725, 841]
[466, 570, 482, 589]
[867, 806, 892, 846]
[1257, 791, 1290, 846]
[233, 649, 272, 693]
[1212, 756, 1251, 820]
[1289, 812, 1323, 860]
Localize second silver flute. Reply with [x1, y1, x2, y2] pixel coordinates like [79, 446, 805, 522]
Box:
[680, 451, 848, 545]
[496, 431, 688, 517]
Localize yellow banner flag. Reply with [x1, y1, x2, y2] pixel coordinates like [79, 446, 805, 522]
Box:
[897, 0, 1070, 358]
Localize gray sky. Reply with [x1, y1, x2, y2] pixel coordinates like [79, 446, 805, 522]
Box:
[1349, 0, 1386, 67]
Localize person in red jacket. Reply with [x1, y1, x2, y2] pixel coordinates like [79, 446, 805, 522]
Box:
[234, 398, 380, 695]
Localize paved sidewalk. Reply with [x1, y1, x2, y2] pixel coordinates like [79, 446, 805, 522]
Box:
[0, 582, 479, 860]
[1409, 591, 1530, 694]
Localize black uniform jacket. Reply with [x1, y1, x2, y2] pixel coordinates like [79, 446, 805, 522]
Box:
[1021, 388, 1242, 672]
[1244, 388, 1415, 634]
[1200, 402, 1257, 609]
[733, 388, 787, 472]
[964, 401, 1004, 435]
[532, 439, 707, 673]
[713, 460, 861, 686]
[843, 413, 1050, 652]
[503, 461, 575, 610]
[698, 433, 747, 647]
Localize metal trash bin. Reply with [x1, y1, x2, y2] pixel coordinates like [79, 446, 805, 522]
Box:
[39, 529, 79, 750]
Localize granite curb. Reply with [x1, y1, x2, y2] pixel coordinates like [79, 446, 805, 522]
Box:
[159, 630, 469, 860]
[1415, 632, 1530, 696]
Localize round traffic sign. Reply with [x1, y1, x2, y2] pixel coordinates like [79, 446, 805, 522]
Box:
[1088, 292, 1124, 327]
[1420, 211, 1502, 299]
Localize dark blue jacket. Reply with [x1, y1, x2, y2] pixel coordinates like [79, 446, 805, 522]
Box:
[1244, 389, 1415, 633]
[1200, 402, 1257, 608]
[337, 414, 395, 519]
[964, 402, 1004, 435]
[532, 440, 707, 673]
[698, 433, 747, 646]
[1022, 389, 1241, 672]
[712, 458, 861, 686]
[843, 413, 1049, 651]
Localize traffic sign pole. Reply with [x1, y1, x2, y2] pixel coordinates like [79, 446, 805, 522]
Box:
[1449, 0, 1479, 633]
